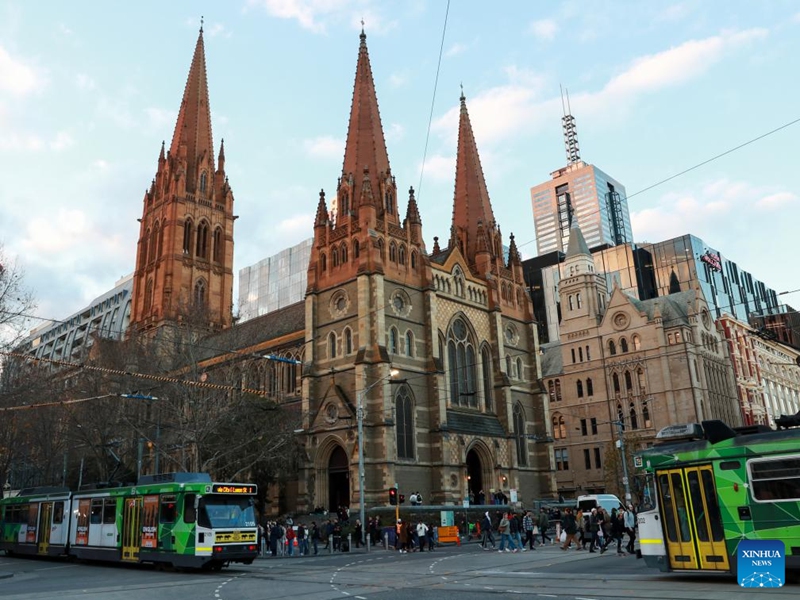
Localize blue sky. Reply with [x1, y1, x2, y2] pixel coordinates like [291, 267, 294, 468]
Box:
[1, 0, 799, 327]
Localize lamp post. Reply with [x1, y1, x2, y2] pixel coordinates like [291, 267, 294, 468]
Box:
[357, 367, 399, 550]
[612, 419, 632, 504]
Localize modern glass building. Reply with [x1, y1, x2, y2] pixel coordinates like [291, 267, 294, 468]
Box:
[238, 238, 313, 322]
[530, 161, 633, 256]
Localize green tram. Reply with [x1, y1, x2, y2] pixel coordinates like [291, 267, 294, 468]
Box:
[0, 473, 259, 570]
[635, 419, 800, 580]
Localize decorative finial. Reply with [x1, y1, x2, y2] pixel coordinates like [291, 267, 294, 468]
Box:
[361, 17, 365, 32]
[200, 15, 204, 33]
[360, 18, 366, 44]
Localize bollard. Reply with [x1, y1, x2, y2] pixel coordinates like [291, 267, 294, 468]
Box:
[329, 534, 333, 554]
[384, 531, 389, 551]
[348, 533, 351, 553]
[366, 535, 370, 554]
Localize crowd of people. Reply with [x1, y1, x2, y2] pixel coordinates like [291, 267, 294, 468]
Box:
[478, 508, 553, 552]
[558, 505, 637, 555]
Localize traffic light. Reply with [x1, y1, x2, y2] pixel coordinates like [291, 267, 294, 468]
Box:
[389, 488, 397, 505]
[399, 493, 405, 504]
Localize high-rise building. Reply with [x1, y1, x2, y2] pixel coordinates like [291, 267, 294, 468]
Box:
[531, 161, 633, 256]
[238, 238, 313, 322]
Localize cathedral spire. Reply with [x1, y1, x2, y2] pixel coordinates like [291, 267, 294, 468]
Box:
[451, 91, 496, 263]
[405, 186, 421, 225]
[169, 25, 214, 189]
[566, 217, 591, 258]
[341, 28, 391, 211]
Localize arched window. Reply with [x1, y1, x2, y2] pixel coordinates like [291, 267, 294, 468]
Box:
[196, 221, 209, 258]
[608, 340, 617, 355]
[193, 279, 206, 309]
[398, 245, 406, 265]
[320, 253, 327, 272]
[340, 242, 348, 264]
[141, 230, 150, 265]
[630, 402, 638, 429]
[411, 251, 417, 269]
[637, 368, 647, 394]
[613, 372, 620, 395]
[344, 328, 353, 355]
[199, 171, 208, 194]
[405, 330, 414, 357]
[482, 346, 493, 411]
[332, 247, 339, 267]
[353, 239, 360, 258]
[578, 347, 583, 362]
[576, 292, 582, 309]
[586, 378, 594, 396]
[389, 242, 397, 262]
[555, 378, 562, 401]
[620, 338, 629, 353]
[633, 335, 641, 351]
[514, 403, 527, 466]
[548, 380, 556, 403]
[585, 345, 591, 361]
[150, 224, 159, 263]
[643, 402, 651, 428]
[213, 227, 223, 263]
[396, 388, 415, 460]
[377, 237, 385, 259]
[447, 317, 477, 407]
[328, 332, 338, 358]
[552, 413, 566, 439]
[506, 354, 512, 375]
[389, 327, 399, 354]
[576, 380, 584, 398]
[516, 357, 523, 381]
[568, 295, 574, 310]
[144, 278, 153, 312]
[571, 348, 576, 363]
[183, 219, 193, 254]
[617, 403, 624, 427]
[624, 370, 633, 393]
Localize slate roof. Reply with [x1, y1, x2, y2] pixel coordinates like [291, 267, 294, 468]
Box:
[445, 409, 506, 437]
[539, 341, 563, 377]
[631, 289, 696, 328]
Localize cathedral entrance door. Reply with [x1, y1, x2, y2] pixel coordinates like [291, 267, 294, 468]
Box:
[328, 446, 350, 513]
[466, 448, 484, 502]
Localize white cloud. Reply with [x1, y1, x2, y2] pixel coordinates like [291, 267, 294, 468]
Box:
[49, 131, 74, 151]
[145, 107, 176, 133]
[207, 23, 232, 38]
[389, 70, 409, 88]
[76, 73, 96, 91]
[0, 45, 44, 95]
[248, 0, 357, 34]
[528, 19, 558, 41]
[277, 213, 313, 236]
[58, 23, 73, 35]
[657, 3, 693, 22]
[303, 135, 342, 159]
[417, 153, 454, 183]
[385, 122, 404, 143]
[0, 132, 44, 151]
[445, 42, 467, 58]
[755, 191, 798, 209]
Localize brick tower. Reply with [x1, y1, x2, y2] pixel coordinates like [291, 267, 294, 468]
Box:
[130, 25, 234, 332]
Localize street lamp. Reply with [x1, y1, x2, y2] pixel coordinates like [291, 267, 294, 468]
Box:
[357, 367, 399, 550]
[611, 419, 632, 504]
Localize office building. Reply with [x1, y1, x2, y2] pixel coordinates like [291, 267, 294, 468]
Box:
[238, 238, 313, 322]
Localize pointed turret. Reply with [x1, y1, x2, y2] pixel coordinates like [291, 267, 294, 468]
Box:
[159, 140, 166, 163]
[451, 91, 497, 264]
[507, 233, 521, 267]
[315, 189, 329, 227]
[405, 186, 421, 225]
[340, 29, 392, 217]
[218, 138, 226, 172]
[169, 26, 214, 191]
[566, 218, 591, 258]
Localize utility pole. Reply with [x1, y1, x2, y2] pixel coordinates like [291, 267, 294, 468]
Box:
[613, 420, 632, 504]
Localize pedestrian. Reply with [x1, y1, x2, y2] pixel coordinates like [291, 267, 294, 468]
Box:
[416, 521, 429, 551]
[310, 521, 320, 555]
[624, 505, 637, 554]
[560, 508, 579, 551]
[537, 508, 551, 546]
[269, 521, 282, 557]
[480, 511, 496, 550]
[510, 512, 526, 551]
[426, 522, 436, 551]
[286, 523, 296, 556]
[354, 519, 363, 548]
[497, 512, 518, 553]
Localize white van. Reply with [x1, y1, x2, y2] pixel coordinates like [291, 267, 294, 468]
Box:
[576, 494, 623, 514]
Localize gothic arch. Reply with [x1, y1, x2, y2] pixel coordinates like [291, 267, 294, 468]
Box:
[465, 439, 494, 501]
[315, 436, 351, 512]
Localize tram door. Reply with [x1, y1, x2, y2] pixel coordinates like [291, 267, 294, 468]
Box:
[37, 502, 52, 555]
[656, 465, 730, 571]
[121, 497, 143, 562]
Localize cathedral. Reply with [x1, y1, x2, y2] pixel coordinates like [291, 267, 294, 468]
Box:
[129, 25, 555, 513]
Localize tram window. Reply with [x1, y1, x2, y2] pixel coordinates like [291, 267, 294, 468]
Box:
[749, 456, 800, 501]
[184, 494, 197, 524]
[160, 495, 177, 523]
[686, 471, 709, 542]
[90, 499, 103, 524]
[719, 461, 740, 471]
[670, 473, 691, 542]
[103, 499, 116, 524]
[53, 502, 64, 524]
[701, 469, 725, 541]
[658, 474, 678, 543]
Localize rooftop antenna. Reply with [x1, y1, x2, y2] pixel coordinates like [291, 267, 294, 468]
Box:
[560, 85, 581, 164]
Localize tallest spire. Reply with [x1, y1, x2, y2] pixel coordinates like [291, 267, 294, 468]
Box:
[451, 91, 497, 262]
[341, 28, 391, 206]
[169, 25, 214, 187]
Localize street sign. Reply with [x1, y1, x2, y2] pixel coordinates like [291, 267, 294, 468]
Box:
[440, 511, 454, 526]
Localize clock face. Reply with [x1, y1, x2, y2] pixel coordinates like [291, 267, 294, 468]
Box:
[613, 312, 629, 330]
[701, 309, 711, 329]
[393, 295, 404, 311]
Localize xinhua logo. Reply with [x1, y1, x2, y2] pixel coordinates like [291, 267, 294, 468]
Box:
[738, 539, 785, 588]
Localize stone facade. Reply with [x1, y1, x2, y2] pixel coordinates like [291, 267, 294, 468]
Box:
[542, 222, 741, 499]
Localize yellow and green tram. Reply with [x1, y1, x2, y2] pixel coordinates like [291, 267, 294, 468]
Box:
[0, 473, 258, 570]
[636, 420, 800, 580]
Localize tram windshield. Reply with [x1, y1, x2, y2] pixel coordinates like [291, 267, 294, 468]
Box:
[198, 496, 256, 529]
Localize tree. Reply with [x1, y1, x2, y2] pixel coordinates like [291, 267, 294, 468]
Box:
[602, 429, 649, 505]
[0, 243, 37, 352]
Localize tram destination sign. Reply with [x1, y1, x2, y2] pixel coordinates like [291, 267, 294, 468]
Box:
[212, 484, 257, 495]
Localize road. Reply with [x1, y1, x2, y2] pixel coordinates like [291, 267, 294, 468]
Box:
[0, 541, 795, 599]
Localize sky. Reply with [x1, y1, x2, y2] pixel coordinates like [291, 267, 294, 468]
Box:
[1, 0, 799, 330]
